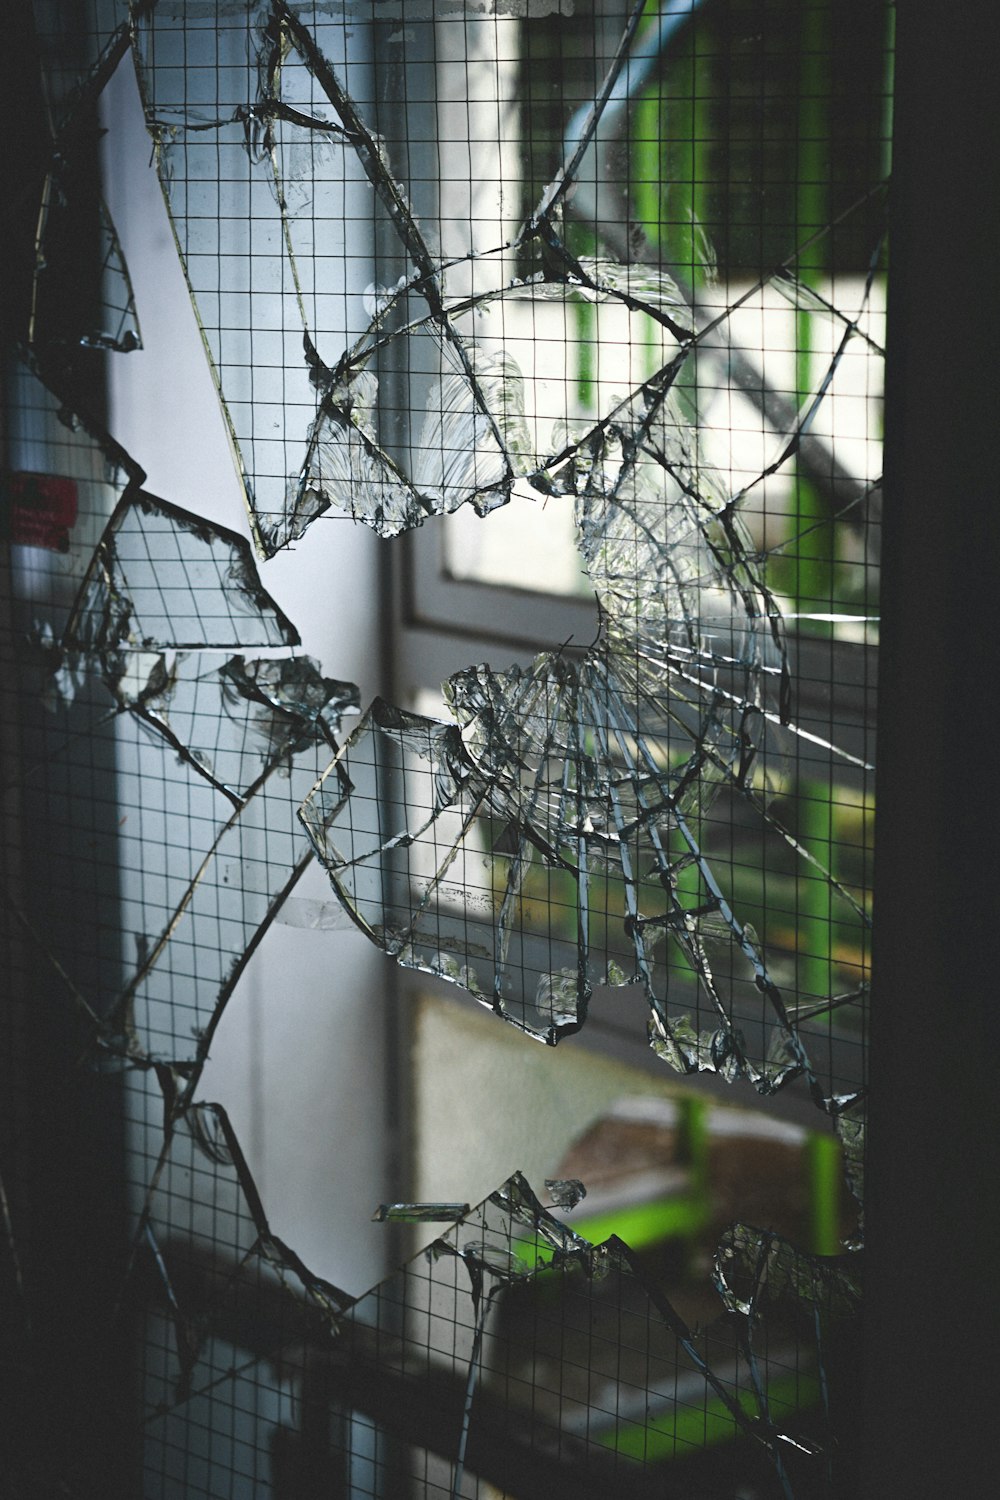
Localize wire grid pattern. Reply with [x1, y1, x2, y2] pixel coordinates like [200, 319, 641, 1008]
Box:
[2, 1, 885, 1496]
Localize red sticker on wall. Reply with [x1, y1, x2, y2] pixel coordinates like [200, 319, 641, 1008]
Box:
[3, 471, 79, 552]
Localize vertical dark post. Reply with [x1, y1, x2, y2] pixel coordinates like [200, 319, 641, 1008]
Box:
[1, 9, 136, 1497]
[865, 9, 999, 1497]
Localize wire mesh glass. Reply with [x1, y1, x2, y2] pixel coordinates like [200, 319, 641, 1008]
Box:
[2, 2, 887, 1496]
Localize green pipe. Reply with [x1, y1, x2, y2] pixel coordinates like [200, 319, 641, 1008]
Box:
[793, 2, 835, 618]
[807, 1129, 842, 1255]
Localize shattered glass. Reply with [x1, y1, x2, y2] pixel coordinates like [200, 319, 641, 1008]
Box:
[132, 1142, 834, 1499]
[106, 646, 357, 1065]
[2, 1, 887, 1496]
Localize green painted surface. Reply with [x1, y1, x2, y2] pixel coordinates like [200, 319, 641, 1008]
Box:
[600, 1371, 821, 1461]
[808, 1130, 842, 1255]
[572, 1192, 710, 1251]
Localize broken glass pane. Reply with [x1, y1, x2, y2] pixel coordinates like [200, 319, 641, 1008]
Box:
[4, 4, 884, 1497]
[133, 1149, 834, 1498]
[355, 1176, 834, 1494]
[300, 614, 845, 1096]
[111, 699, 354, 1065]
[4, 367, 358, 1065]
[714, 1221, 863, 1494]
[128, 1095, 352, 1431]
[241, 0, 883, 1118]
[129, 0, 430, 554]
[91, 629, 357, 1064]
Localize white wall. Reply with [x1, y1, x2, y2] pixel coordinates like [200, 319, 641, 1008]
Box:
[101, 49, 396, 1295]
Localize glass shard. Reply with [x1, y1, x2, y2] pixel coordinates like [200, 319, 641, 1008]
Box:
[544, 1177, 587, 1209]
[372, 1202, 471, 1224]
[64, 492, 299, 653]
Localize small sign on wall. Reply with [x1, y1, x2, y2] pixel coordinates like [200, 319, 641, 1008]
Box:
[2, 472, 78, 552]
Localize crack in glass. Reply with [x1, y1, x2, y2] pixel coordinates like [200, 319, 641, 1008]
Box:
[2, 1, 884, 1493]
